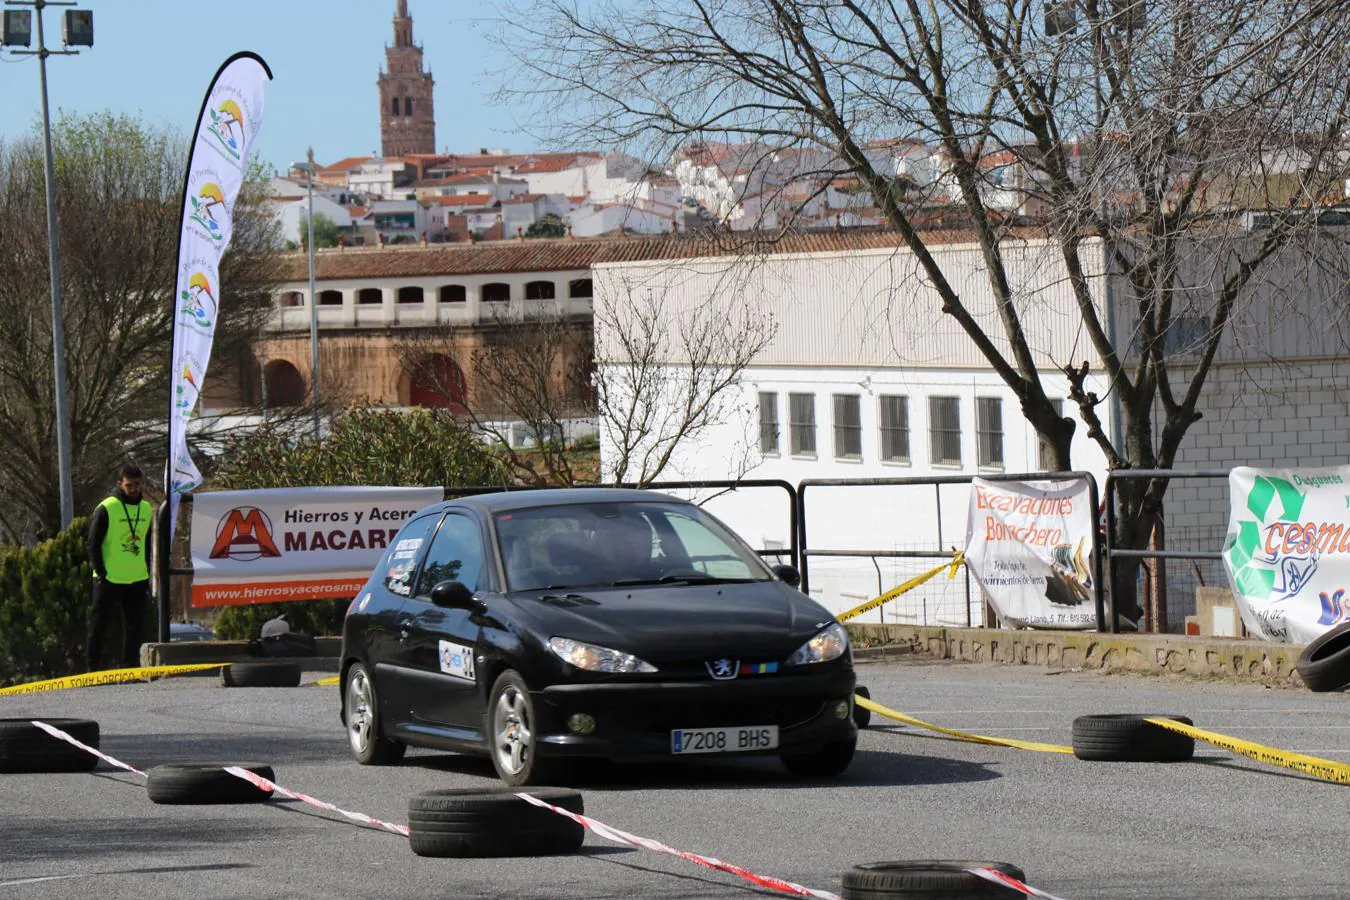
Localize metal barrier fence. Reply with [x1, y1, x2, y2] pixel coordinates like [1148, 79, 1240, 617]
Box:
[797, 472, 1106, 631]
[151, 479, 798, 642]
[1103, 469, 1231, 635]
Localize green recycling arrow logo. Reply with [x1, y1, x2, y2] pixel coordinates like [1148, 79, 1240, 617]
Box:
[1226, 475, 1306, 600]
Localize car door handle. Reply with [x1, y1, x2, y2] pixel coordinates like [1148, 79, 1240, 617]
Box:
[397, 617, 413, 643]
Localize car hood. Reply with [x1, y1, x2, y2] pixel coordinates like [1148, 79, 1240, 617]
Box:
[506, 581, 836, 662]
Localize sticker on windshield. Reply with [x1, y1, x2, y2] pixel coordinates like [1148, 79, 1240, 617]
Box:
[438, 640, 476, 682]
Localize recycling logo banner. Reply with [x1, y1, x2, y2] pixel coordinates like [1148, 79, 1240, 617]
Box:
[964, 478, 1097, 630]
[1224, 467, 1350, 644]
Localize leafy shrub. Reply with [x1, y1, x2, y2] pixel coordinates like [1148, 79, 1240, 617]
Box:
[207, 406, 509, 638]
[0, 520, 95, 686]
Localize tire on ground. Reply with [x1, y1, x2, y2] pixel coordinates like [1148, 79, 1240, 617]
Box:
[146, 762, 275, 804]
[0, 718, 100, 773]
[1071, 714, 1195, 762]
[841, 860, 1027, 898]
[408, 786, 585, 858]
[220, 661, 302, 688]
[1295, 622, 1350, 692]
[853, 685, 872, 729]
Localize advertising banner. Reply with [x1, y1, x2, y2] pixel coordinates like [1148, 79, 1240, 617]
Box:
[964, 478, 1097, 629]
[189, 486, 443, 607]
[168, 52, 272, 540]
[1224, 466, 1350, 644]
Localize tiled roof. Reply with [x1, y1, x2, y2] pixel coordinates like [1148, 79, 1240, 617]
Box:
[426, 195, 501, 207]
[276, 226, 1012, 282]
[318, 156, 374, 174]
[502, 193, 547, 204]
[515, 153, 602, 173]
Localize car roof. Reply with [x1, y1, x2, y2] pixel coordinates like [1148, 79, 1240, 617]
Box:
[437, 487, 693, 515]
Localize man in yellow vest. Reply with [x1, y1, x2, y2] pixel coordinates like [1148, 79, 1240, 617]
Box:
[85, 463, 153, 671]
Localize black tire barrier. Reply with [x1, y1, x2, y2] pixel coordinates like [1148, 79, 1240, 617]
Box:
[0, 718, 100, 773]
[1071, 714, 1195, 762]
[854, 686, 872, 729]
[1296, 622, 1350, 692]
[408, 786, 585, 858]
[842, 861, 1027, 898]
[146, 762, 275, 805]
[220, 661, 302, 688]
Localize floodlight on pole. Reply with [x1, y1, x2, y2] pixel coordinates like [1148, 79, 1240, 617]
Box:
[2, 0, 93, 530]
[291, 151, 321, 437]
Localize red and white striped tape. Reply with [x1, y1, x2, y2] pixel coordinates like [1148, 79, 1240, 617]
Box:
[29, 720, 408, 837]
[30, 721, 1064, 898]
[223, 766, 409, 836]
[970, 866, 1069, 900]
[31, 720, 146, 777]
[515, 790, 844, 900]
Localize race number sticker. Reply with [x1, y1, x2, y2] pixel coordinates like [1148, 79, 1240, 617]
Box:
[438, 640, 475, 682]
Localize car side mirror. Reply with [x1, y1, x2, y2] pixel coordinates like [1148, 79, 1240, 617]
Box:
[772, 564, 801, 588]
[430, 580, 477, 610]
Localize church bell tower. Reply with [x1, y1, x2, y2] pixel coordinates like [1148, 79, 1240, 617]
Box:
[378, 0, 436, 157]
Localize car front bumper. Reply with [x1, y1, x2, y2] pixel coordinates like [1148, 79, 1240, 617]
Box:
[531, 668, 857, 761]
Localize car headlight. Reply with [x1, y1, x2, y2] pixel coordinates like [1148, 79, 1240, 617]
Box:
[786, 623, 849, 666]
[548, 637, 657, 674]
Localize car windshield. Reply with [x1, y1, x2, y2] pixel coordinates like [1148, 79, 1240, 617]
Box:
[494, 501, 774, 592]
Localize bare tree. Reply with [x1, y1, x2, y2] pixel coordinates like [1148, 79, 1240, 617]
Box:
[397, 303, 595, 486]
[496, 0, 1350, 621]
[0, 113, 282, 541]
[593, 272, 777, 485]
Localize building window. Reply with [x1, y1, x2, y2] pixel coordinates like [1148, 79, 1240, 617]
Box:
[789, 393, 816, 457]
[878, 395, 910, 462]
[976, 397, 1004, 468]
[405, 96, 414, 116]
[758, 392, 779, 455]
[1164, 315, 1210, 357]
[482, 283, 510, 303]
[357, 288, 383, 305]
[439, 284, 466, 303]
[282, 291, 304, 307]
[391, 97, 400, 116]
[525, 280, 556, 300]
[929, 396, 961, 466]
[397, 286, 424, 304]
[569, 279, 593, 299]
[833, 394, 862, 459]
[1038, 398, 1065, 471]
[318, 290, 343, 306]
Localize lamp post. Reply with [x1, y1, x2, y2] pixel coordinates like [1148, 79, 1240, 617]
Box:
[2, 1, 93, 529]
[292, 150, 320, 437]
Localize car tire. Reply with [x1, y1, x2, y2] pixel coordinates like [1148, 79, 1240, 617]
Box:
[220, 661, 302, 688]
[0, 718, 99, 773]
[145, 762, 275, 805]
[408, 786, 585, 858]
[487, 670, 557, 787]
[841, 861, 1027, 898]
[853, 686, 872, 729]
[781, 738, 856, 778]
[1071, 714, 1195, 762]
[344, 662, 406, 766]
[1295, 622, 1350, 692]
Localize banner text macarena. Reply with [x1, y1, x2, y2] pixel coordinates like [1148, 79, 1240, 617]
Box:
[189, 486, 443, 607]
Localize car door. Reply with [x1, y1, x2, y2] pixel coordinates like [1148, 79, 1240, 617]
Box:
[403, 512, 488, 732]
[370, 512, 441, 726]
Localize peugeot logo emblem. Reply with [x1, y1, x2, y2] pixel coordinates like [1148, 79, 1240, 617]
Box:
[706, 658, 739, 680]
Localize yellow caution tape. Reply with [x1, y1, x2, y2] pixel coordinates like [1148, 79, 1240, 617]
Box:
[856, 694, 1074, 754]
[1146, 717, 1350, 786]
[313, 675, 341, 686]
[837, 552, 965, 623]
[0, 663, 231, 696]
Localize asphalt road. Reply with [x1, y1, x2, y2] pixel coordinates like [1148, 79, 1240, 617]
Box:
[2, 659, 1347, 900]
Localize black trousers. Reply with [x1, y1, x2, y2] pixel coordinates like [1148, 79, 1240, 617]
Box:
[86, 579, 149, 672]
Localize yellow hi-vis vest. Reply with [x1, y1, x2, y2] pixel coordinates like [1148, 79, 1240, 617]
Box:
[99, 495, 152, 584]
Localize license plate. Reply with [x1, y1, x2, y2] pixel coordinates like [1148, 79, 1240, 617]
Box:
[671, 725, 779, 755]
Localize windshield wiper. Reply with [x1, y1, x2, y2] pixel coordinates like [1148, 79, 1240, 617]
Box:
[610, 572, 756, 587]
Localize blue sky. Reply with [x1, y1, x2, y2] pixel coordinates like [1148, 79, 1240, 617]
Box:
[0, 1, 540, 172]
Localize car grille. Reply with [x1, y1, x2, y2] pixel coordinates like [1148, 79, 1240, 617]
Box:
[616, 699, 825, 734]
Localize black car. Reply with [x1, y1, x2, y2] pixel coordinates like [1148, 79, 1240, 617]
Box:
[339, 488, 857, 786]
